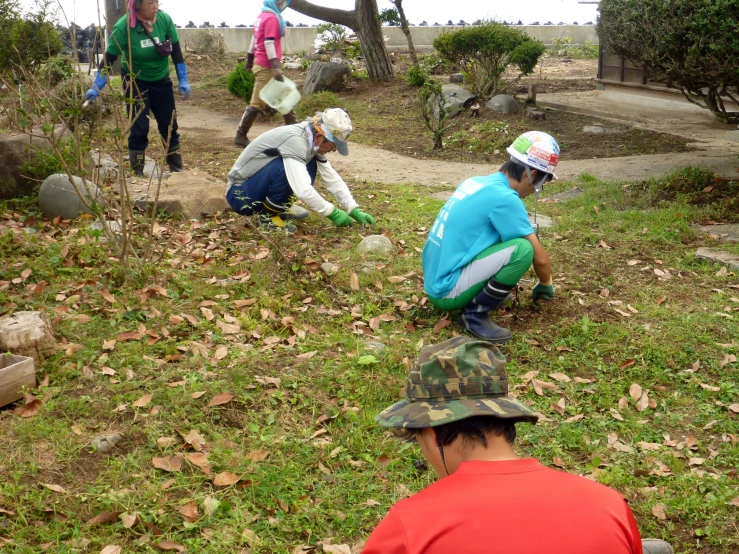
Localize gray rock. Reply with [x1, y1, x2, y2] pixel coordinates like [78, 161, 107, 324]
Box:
[143, 158, 166, 180]
[583, 125, 605, 134]
[91, 433, 121, 453]
[38, 174, 102, 220]
[526, 108, 546, 120]
[304, 53, 322, 61]
[284, 62, 302, 70]
[133, 169, 228, 220]
[486, 94, 520, 114]
[697, 224, 739, 242]
[320, 262, 339, 275]
[431, 95, 463, 120]
[529, 213, 554, 229]
[695, 247, 739, 270]
[549, 187, 584, 202]
[441, 84, 476, 107]
[365, 340, 387, 354]
[356, 235, 393, 257]
[449, 73, 464, 84]
[88, 220, 122, 233]
[88, 149, 119, 181]
[302, 62, 351, 95]
[0, 131, 55, 199]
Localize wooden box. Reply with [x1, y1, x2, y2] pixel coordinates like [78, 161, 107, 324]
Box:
[0, 354, 36, 408]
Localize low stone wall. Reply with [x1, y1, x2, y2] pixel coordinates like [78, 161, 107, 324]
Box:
[176, 25, 599, 56]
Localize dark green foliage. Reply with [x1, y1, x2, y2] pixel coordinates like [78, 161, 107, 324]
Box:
[0, 3, 62, 75]
[598, 0, 739, 123]
[406, 65, 428, 87]
[433, 22, 545, 96]
[226, 63, 256, 103]
[37, 55, 73, 87]
[418, 51, 454, 75]
[296, 91, 341, 119]
[378, 7, 401, 26]
[316, 23, 347, 54]
[20, 138, 84, 184]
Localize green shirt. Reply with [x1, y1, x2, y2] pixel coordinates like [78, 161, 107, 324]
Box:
[106, 10, 179, 81]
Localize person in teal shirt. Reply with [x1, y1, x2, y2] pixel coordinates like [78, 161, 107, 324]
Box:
[85, 0, 191, 176]
[422, 132, 561, 343]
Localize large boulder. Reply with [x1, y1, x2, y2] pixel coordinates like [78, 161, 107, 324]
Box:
[133, 169, 228, 220]
[0, 311, 57, 362]
[0, 132, 54, 199]
[302, 62, 351, 95]
[441, 84, 476, 108]
[38, 174, 102, 220]
[486, 94, 520, 115]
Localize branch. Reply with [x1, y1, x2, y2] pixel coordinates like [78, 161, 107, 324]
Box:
[288, 0, 357, 29]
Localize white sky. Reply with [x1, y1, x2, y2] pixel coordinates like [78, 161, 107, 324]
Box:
[26, 0, 599, 29]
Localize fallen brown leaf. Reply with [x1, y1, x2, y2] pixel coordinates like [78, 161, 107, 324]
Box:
[100, 546, 122, 554]
[185, 452, 212, 475]
[651, 504, 667, 520]
[85, 511, 122, 527]
[42, 483, 66, 493]
[548, 372, 571, 382]
[207, 392, 234, 407]
[132, 393, 153, 408]
[119, 513, 137, 528]
[629, 384, 643, 402]
[620, 360, 636, 370]
[635, 390, 650, 412]
[152, 456, 182, 472]
[183, 429, 206, 451]
[245, 449, 270, 462]
[154, 542, 187, 552]
[115, 330, 143, 341]
[179, 500, 198, 523]
[213, 472, 240, 487]
[350, 272, 360, 291]
[433, 319, 451, 333]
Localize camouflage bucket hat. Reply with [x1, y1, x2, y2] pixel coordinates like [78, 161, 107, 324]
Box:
[375, 336, 538, 428]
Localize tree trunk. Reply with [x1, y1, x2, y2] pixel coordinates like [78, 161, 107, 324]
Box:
[393, 0, 417, 66]
[289, 0, 394, 81]
[105, 0, 127, 73]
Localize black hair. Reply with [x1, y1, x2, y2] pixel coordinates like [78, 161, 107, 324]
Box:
[499, 159, 553, 185]
[395, 415, 520, 447]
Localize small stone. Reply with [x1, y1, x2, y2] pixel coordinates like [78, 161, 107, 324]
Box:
[449, 73, 464, 84]
[283, 62, 302, 70]
[88, 220, 122, 233]
[356, 235, 393, 257]
[486, 94, 520, 114]
[320, 262, 339, 275]
[583, 125, 605, 134]
[526, 108, 546, 120]
[91, 433, 121, 453]
[365, 340, 386, 353]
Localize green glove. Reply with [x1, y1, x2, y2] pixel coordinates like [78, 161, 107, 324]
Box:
[350, 207, 376, 226]
[327, 207, 353, 227]
[532, 281, 555, 302]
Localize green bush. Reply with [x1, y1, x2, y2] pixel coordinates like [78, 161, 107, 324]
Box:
[433, 22, 545, 97]
[406, 65, 428, 87]
[296, 91, 341, 119]
[344, 42, 362, 60]
[226, 63, 255, 103]
[549, 37, 599, 60]
[316, 23, 347, 54]
[20, 137, 85, 184]
[599, 0, 739, 123]
[37, 55, 74, 87]
[0, 8, 62, 74]
[418, 51, 454, 75]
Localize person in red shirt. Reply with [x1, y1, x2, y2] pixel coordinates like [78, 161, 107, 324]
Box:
[363, 337, 673, 554]
[234, 0, 296, 148]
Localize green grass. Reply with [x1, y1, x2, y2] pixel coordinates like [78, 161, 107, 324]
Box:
[0, 169, 738, 552]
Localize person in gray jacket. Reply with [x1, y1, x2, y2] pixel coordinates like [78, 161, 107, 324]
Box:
[226, 108, 376, 233]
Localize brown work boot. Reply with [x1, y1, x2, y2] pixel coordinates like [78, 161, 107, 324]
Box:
[283, 110, 297, 125]
[234, 106, 259, 148]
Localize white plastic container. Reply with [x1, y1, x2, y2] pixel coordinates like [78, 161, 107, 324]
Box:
[259, 76, 301, 114]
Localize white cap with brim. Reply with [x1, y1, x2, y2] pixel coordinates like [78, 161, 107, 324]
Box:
[320, 108, 352, 156]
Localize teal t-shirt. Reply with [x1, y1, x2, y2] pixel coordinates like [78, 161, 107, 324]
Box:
[107, 10, 179, 81]
[422, 172, 535, 298]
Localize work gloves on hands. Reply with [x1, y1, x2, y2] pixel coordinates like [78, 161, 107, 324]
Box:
[532, 280, 555, 302]
[327, 207, 353, 227]
[175, 63, 190, 100]
[84, 72, 108, 102]
[350, 208, 376, 226]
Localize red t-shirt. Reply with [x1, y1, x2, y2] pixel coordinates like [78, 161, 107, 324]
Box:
[253, 12, 282, 68]
[363, 459, 643, 554]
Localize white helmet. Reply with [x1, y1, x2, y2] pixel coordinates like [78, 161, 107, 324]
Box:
[506, 131, 560, 179]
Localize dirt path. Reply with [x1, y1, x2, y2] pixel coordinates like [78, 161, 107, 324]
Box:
[177, 105, 739, 187]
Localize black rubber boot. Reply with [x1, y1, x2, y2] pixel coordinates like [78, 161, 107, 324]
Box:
[257, 195, 297, 233]
[166, 146, 183, 172]
[129, 150, 145, 177]
[458, 279, 514, 344]
[234, 106, 259, 148]
[283, 110, 298, 125]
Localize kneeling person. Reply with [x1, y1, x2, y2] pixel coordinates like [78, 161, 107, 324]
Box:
[225, 108, 375, 233]
[422, 131, 559, 344]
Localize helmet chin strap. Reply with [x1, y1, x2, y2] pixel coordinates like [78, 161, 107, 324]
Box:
[524, 166, 542, 239]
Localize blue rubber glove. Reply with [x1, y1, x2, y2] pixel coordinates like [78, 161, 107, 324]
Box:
[84, 71, 108, 102]
[175, 63, 190, 100]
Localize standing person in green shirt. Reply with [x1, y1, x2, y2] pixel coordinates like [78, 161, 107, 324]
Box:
[85, 0, 191, 176]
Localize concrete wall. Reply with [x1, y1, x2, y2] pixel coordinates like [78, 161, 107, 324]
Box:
[177, 25, 598, 56]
